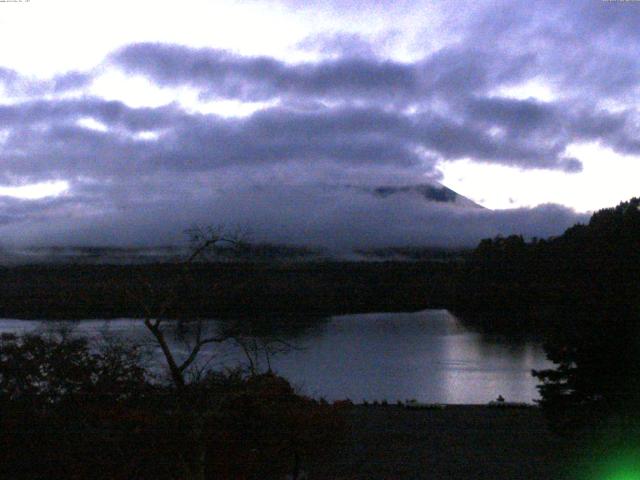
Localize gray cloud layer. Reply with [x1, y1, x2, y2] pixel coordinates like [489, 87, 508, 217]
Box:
[0, 184, 588, 249]
[1, 0, 637, 248]
[107, 39, 640, 171]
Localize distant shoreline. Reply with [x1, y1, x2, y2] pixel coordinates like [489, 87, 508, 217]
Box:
[0, 261, 455, 321]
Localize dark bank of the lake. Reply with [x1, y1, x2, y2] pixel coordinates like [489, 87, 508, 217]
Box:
[307, 404, 572, 479]
[0, 261, 454, 320]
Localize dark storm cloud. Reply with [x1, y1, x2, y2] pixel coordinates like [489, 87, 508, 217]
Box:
[0, 67, 41, 96]
[1, 92, 602, 187]
[165, 106, 421, 168]
[112, 43, 421, 103]
[465, 97, 556, 132]
[0, 99, 179, 183]
[0, 68, 95, 97]
[111, 42, 531, 105]
[0, 98, 432, 185]
[0, 98, 180, 131]
[4, 3, 638, 176]
[107, 37, 640, 171]
[463, 0, 640, 99]
[51, 71, 95, 93]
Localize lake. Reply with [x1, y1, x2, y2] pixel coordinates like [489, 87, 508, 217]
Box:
[0, 309, 550, 404]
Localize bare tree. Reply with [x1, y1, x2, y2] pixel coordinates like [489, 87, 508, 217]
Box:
[122, 227, 244, 479]
[128, 227, 313, 480]
[130, 226, 240, 390]
[231, 332, 298, 376]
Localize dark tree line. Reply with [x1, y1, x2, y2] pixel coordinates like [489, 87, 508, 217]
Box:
[455, 198, 640, 433]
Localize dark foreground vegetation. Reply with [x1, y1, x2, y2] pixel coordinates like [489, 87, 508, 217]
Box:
[322, 404, 570, 479]
[0, 330, 577, 480]
[0, 330, 635, 480]
[0, 332, 345, 480]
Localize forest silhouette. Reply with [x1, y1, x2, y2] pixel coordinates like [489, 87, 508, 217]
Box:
[454, 198, 640, 433]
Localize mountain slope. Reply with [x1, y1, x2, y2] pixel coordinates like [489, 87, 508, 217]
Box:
[361, 183, 486, 209]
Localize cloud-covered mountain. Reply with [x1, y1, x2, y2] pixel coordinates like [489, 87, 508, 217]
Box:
[3, 1, 633, 251]
[0, 179, 587, 256]
[361, 183, 485, 209]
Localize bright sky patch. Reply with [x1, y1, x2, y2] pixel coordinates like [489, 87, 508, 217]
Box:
[0, 181, 69, 200]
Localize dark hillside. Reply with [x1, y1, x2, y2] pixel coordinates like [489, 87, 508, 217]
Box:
[452, 198, 640, 334]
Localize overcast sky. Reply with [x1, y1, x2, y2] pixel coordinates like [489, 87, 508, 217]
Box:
[0, 0, 637, 248]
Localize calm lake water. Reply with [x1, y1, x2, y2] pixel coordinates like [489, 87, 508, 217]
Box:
[0, 309, 550, 404]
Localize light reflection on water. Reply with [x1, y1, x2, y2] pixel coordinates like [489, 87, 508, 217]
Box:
[0, 310, 551, 404]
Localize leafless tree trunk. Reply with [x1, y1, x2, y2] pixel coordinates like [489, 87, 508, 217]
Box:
[129, 227, 305, 479]
[232, 334, 298, 377]
[130, 226, 238, 389]
[126, 227, 241, 480]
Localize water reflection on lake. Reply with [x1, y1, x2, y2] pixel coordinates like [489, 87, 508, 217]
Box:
[0, 310, 550, 404]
